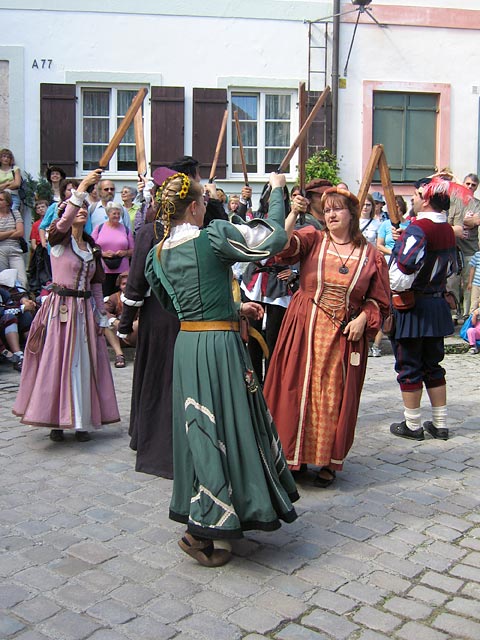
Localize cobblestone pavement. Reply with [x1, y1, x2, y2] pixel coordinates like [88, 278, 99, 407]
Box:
[0, 349, 479, 640]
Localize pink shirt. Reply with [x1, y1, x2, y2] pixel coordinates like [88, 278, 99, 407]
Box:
[91, 222, 134, 273]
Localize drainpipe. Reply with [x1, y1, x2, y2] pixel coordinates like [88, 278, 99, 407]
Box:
[332, 0, 340, 155]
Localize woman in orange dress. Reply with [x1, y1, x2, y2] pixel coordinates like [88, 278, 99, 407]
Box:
[263, 187, 390, 487]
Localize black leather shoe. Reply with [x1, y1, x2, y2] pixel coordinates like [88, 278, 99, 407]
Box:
[423, 421, 449, 441]
[390, 420, 424, 441]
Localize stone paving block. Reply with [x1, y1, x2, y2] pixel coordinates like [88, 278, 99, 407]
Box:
[228, 605, 283, 634]
[336, 540, 381, 562]
[462, 551, 480, 568]
[427, 540, 467, 561]
[352, 605, 402, 632]
[190, 589, 237, 614]
[120, 614, 176, 640]
[102, 555, 158, 583]
[308, 588, 357, 614]
[0, 583, 32, 608]
[255, 590, 309, 619]
[426, 524, 463, 542]
[409, 549, 453, 572]
[145, 595, 192, 623]
[355, 516, 396, 535]
[319, 553, 371, 579]
[370, 535, 411, 557]
[383, 595, 431, 619]
[210, 573, 263, 598]
[337, 580, 385, 605]
[178, 611, 242, 640]
[407, 585, 449, 606]
[56, 534, 107, 561]
[39, 610, 101, 640]
[449, 563, 480, 582]
[355, 632, 391, 640]
[445, 596, 480, 619]
[275, 623, 329, 639]
[330, 521, 375, 542]
[12, 631, 51, 640]
[374, 553, 423, 578]
[399, 490, 438, 506]
[295, 565, 349, 590]
[87, 598, 136, 624]
[433, 612, 480, 640]
[266, 574, 316, 598]
[39, 530, 84, 551]
[301, 609, 358, 639]
[88, 631, 130, 640]
[49, 556, 92, 577]
[12, 595, 61, 623]
[53, 582, 105, 610]
[433, 514, 472, 532]
[14, 566, 68, 590]
[460, 537, 480, 552]
[0, 613, 25, 637]
[75, 567, 123, 593]
[249, 547, 307, 574]
[396, 621, 448, 640]
[75, 523, 120, 542]
[110, 583, 156, 607]
[421, 570, 464, 593]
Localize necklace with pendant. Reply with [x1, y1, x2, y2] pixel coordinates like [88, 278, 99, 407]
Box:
[330, 239, 355, 274]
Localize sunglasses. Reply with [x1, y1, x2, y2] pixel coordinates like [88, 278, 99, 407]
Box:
[103, 187, 115, 192]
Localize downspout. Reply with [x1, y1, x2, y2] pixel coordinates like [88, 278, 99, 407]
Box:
[332, 0, 340, 155]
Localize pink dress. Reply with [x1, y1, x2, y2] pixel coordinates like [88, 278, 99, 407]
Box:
[13, 201, 120, 430]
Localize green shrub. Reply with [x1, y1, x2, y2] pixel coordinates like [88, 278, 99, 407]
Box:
[304, 149, 341, 185]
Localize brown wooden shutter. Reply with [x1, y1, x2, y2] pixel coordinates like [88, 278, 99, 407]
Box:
[150, 87, 185, 172]
[40, 83, 76, 176]
[192, 88, 228, 179]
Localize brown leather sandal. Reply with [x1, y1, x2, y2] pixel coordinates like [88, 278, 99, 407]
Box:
[178, 532, 231, 567]
[114, 354, 126, 368]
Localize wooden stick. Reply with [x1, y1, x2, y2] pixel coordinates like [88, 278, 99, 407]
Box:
[209, 109, 229, 182]
[233, 110, 249, 186]
[134, 108, 147, 176]
[98, 88, 148, 169]
[357, 144, 401, 225]
[357, 144, 384, 209]
[277, 85, 331, 174]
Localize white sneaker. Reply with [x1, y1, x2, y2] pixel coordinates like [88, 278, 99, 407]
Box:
[371, 345, 382, 357]
[368, 347, 373, 357]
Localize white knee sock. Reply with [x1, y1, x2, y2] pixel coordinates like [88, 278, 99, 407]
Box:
[431, 405, 447, 429]
[404, 407, 421, 431]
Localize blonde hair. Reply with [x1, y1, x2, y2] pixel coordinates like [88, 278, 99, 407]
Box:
[155, 173, 203, 259]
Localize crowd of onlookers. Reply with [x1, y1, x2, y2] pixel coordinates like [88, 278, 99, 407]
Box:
[1, 146, 479, 377]
[0, 148, 249, 374]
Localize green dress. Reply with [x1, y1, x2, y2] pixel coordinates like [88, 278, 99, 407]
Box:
[145, 187, 299, 539]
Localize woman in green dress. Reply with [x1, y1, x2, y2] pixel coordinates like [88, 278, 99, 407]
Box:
[145, 172, 299, 567]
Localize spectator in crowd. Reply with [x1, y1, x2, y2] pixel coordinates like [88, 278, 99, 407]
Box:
[91, 202, 134, 296]
[227, 194, 240, 218]
[0, 191, 28, 288]
[371, 191, 388, 222]
[29, 200, 48, 252]
[121, 186, 141, 228]
[88, 179, 131, 232]
[447, 172, 480, 320]
[0, 269, 36, 371]
[0, 148, 22, 211]
[465, 305, 480, 354]
[45, 165, 66, 203]
[39, 179, 80, 250]
[304, 179, 333, 230]
[104, 271, 138, 369]
[467, 247, 480, 314]
[13, 169, 120, 442]
[360, 194, 381, 246]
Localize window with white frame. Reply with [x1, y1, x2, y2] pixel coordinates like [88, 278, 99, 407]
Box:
[81, 87, 142, 172]
[230, 90, 295, 177]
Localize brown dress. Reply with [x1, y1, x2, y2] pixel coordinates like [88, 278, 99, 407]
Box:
[263, 227, 390, 471]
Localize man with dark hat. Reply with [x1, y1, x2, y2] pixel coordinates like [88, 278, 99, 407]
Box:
[304, 178, 333, 229]
[389, 177, 457, 442]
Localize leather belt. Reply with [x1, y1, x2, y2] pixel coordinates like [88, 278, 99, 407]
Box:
[180, 321, 239, 332]
[52, 285, 92, 299]
[414, 292, 443, 298]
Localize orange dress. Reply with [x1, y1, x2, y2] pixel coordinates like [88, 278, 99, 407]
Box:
[263, 227, 390, 471]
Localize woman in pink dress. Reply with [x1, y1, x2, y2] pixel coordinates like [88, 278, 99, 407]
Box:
[13, 170, 120, 442]
[91, 203, 134, 296]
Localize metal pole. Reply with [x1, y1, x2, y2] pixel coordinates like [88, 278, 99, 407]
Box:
[332, 0, 340, 156]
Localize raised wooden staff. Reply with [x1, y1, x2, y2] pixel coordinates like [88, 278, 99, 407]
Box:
[98, 87, 148, 170]
[357, 143, 401, 225]
[209, 109, 229, 183]
[277, 85, 331, 174]
[134, 107, 147, 177]
[233, 110, 252, 208]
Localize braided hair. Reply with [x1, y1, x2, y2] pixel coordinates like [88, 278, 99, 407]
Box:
[155, 172, 203, 259]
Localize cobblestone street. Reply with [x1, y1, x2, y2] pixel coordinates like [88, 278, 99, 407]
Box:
[0, 350, 479, 640]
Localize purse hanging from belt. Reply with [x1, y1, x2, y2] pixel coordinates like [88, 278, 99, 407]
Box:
[391, 290, 415, 311]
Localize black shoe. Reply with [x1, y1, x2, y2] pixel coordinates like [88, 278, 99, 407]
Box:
[49, 429, 64, 442]
[75, 431, 91, 442]
[423, 421, 449, 441]
[313, 467, 336, 488]
[390, 420, 424, 441]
